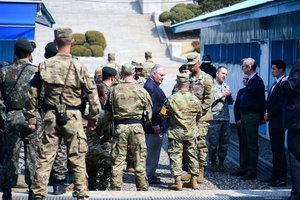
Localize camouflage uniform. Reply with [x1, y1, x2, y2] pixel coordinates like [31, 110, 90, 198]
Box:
[110, 79, 152, 191]
[86, 82, 112, 190]
[163, 88, 201, 178]
[143, 61, 155, 80]
[189, 71, 214, 167]
[207, 79, 233, 168]
[23, 52, 100, 198]
[0, 59, 38, 189]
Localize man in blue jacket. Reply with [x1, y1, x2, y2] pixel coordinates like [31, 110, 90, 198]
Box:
[231, 58, 266, 180]
[144, 64, 167, 184]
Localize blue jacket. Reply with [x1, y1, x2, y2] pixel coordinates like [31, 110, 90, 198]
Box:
[144, 78, 167, 134]
[240, 73, 266, 117]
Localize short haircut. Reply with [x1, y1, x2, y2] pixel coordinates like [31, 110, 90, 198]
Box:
[150, 64, 164, 77]
[217, 65, 227, 72]
[271, 59, 286, 73]
[242, 58, 257, 71]
[55, 38, 72, 49]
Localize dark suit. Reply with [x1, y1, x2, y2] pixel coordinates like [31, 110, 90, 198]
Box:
[266, 77, 287, 182]
[281, 60, 300, 198]
[240, 73, 266, 175]
[234, 87, 246, 165]
[144, 78, 167, 178]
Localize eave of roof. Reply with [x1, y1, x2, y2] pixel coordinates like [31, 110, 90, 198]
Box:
[171, 0, 300, 33]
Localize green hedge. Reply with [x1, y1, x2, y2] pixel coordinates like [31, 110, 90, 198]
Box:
[171, 7, 195, 24]
[71, 30, 106, 57]
[159, 11, 171, 23]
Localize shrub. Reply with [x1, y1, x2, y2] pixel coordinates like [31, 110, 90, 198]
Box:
[170, 7, 195, 24]
[170, 3, 187, 12]
[71, 45, 92, 57]
[186, 3, 201, 16]
[72, 33, 86, 45]
[90, 45, 104, 57]
[159, 11, 171, 23]
[85, 30, 106, 49]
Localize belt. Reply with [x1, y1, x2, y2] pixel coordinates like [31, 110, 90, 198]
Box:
[114, 119, 142, 125]
[42, 104, 80, 111]
[6, 107, 23, 113]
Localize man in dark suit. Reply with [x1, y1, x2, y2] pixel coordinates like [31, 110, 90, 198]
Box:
[262, 60, 287, 187]
[231, 58, 266, 180]
[144, 64, 167, 184]
[281, 41, 300, 200]
[233, 74, 248, 168]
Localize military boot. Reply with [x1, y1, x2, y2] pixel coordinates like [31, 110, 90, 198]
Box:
[181, 173, 191, 181]
[218, 160, 227, 173]
[2, 188, 12, 200]
[183, 175, 199, 189]
[197, 166, 205, 183]
[168, 176, 183, 191]
[210, 160, 218, 172]
[53, 180, 66, 195]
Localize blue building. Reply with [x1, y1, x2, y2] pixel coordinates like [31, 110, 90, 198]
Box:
[171, 0, 300, 136]
[0, 0, 54, 62]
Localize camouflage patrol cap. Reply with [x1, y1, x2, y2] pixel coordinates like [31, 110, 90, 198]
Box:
[54, 27, 72, 39]
[108, 53, 115, 61]
[121, 63, 135, 75]
[145, 51, 152, 57]
[187, 52, 200, 65]
[131, 60, 144, 68]
[14, 38, 35, 53]
[176, 73, 190, 83]
[44, 42, 58, 59]
[102, 66, 117, 76]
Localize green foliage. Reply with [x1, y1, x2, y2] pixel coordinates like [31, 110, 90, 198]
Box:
[170, 3, 186, 11]
[90, 45, 104, 57]
[170, 7, 195, 24]
[195, 0, 244, 13]
[186, 3, 201, 16]
[71, 45, 92, 57]
[72, 33, 86, 45]
[159, 11, 171, 22]
[85, 30, 107, 49]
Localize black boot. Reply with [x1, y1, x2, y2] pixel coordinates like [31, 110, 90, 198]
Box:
[2, 188, 12, 200]
[28, 189, 34, 200]
[53, 180, 66, 195]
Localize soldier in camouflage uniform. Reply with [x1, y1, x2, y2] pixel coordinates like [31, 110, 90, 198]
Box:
[143, 51, 155, 79]
[0, 38, 37, 200]
[207, 66, 234, 173]
[181, 52, 214, 184]
[95, 53, 121, 84]
[23, 27, 100, 200]
[132, 60, 146, 86]
[86, 66, 117, 190]
[161, 74, 201, 191]
[109, 63, 152, 191]
[43, 42, 68, 195]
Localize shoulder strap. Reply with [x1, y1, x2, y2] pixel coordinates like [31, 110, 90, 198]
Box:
[4, 63, 33, 104]
[59, 60, 73, 104]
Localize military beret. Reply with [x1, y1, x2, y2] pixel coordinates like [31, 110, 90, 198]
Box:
[102, 66, 117, 76]
[44, 42, 58, 59]
[131, 60, 144, 68]
[121, 63, 135, 75]
[176, 73, 190, 83]
[54, 27, 72, 39]
[108, 53, 115, 61]
[145, 51, 152, 57]
[14, 38, 35, 53]
[186, 52, 200, 65]
[178, 64, 188, 72]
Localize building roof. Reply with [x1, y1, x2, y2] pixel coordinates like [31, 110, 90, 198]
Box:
[171, 0, 300, 33]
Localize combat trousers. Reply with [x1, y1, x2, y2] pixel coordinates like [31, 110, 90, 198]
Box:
[2, 110, 37, 189]
[196, 121, 209, 167]
[207, 120, 230, 163]
[111, 124, 148, 190]
[50, 140, 68, 182]
[32, 110, 88, 198]
[240, 113, 260, 173]
[168, 138, 199, 177]
[86, 129, 112, 190]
